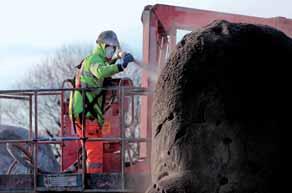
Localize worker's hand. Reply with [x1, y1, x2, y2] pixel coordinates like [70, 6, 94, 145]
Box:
[122, 53, 134, 65]
[118, 53, 134, 71]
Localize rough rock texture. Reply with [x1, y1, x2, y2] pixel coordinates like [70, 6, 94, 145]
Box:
[148, 20, 291, 193]
[0, 124, 59, 174]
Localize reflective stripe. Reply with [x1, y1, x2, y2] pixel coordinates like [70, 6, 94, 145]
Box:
[87, 162, 103, 169]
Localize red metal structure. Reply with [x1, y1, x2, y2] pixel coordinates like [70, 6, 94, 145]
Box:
[61, 79, 149, 174]
[140, 5, 292, 163]
[1, 3, 292, 193]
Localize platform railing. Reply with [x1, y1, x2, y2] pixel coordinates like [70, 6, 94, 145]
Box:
[0, 83, 153, 193]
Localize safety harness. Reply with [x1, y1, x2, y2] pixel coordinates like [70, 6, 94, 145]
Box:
[69, 59, 116, 133]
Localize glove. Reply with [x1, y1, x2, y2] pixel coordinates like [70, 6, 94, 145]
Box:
[123, 53, 134, 65]
[117, 53, 134, 71]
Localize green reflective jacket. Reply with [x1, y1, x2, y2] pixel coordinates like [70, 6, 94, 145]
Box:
[69, 43, 120, 126]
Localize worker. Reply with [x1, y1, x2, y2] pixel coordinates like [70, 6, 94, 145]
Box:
[69, 30, 134, 173]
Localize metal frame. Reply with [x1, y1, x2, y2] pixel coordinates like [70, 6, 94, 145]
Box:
[0, 83, 153, 193]
[140, 3, 292, 165]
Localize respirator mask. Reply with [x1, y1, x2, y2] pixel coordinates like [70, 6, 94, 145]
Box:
[105, 45, 116, 60]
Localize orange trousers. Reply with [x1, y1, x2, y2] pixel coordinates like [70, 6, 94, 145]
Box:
[76, 121, 103, 173]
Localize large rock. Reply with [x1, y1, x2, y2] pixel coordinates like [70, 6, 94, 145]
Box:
[0, 124, 59, 174]
[149, 20, 291, 193]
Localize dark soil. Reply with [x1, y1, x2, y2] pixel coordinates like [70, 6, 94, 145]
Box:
[148, 20, 292, 193]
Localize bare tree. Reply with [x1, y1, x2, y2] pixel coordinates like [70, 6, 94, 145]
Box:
[1, 42, 142, 162]
[1, 44, 93, 134]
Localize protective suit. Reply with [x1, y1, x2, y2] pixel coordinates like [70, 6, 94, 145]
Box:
[68, 30, 134, 173]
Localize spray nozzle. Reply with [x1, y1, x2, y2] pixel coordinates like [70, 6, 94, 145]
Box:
[117, 51, 127, 58]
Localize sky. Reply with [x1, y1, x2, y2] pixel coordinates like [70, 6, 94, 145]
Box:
[0, 0, 292, 89]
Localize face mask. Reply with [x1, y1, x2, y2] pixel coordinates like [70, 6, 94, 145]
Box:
[105, 46, 115, 59]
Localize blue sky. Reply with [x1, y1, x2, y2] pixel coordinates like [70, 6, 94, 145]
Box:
[0, 0, 292, 89]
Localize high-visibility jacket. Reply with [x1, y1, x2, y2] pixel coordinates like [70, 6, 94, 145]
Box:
[69, 43, 120, 126]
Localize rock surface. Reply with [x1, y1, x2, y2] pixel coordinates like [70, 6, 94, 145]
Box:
[0, 124, 59, 174]
[149, 20, 291, 193]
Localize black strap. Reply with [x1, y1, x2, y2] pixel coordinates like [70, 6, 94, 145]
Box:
[68, 59, 84, 134]
[75, 59, 84, 69]
[65, 77, 78, 134]
[77, 85, 117, 126]
[78, 89, 105, 126]
[102, 78, 117, 114]
[104, 90, 116, 113]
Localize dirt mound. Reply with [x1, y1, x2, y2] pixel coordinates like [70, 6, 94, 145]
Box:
[148, 20, 292, 193]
